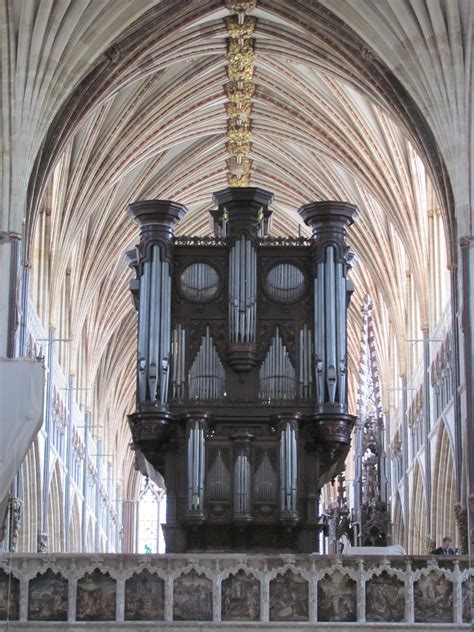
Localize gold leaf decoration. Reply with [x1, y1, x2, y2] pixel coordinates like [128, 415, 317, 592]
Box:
[224, 1, 257, 186]
[225, 81, 255, 101]
[225, 0, 257, 13]
[225, 15, 257, 38]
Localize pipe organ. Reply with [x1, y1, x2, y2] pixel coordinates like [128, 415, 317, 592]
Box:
[128, 188, 357, 552]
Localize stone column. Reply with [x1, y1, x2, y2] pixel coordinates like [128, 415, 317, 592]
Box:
[164, 575, 173, 622]
[68, 573, 77, 623]
[460, 238, 474, 556]
[115, 577, 125, 622]
[0, 232, 21, 358]
[260, 571, 270, 622]
[18, 576, 28, 622]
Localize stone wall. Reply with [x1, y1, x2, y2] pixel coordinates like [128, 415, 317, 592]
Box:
[0, 554, 470, 627]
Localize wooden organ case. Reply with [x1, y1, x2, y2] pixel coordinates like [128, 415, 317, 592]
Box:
[127, 188, 357, 553]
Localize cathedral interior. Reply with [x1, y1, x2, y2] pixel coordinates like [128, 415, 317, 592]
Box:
[0, 0, 472, 628]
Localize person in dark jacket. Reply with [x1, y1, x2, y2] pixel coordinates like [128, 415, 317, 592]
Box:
[433, 536, 455, 555]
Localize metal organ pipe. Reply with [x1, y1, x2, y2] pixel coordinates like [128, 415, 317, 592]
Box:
[299, 201, 357, 410]
[277, 416, 299, 519]
[325, 246, 337, 403]
[128, 199, 187, 408]
[315, 262, 326, 404]
[228, 236, 257, 344]
[186, 416, 206, 519]
[188, 326, 225, 400]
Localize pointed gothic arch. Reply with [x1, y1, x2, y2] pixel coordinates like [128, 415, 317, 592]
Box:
[47, 461, 64, 552]
[69, 495, 81, 552]
[392, 491, 405, 548]
[432, 420, 457, 547]
[410, 461, 427, 554]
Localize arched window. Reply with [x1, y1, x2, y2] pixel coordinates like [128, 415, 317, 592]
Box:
[137, 479, 166, 554]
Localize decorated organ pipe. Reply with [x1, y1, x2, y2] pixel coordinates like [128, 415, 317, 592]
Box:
[128, 200, 187, 408]
[299, 202, 357, 410]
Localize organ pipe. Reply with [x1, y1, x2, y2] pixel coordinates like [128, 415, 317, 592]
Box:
[128, 200, 187, 409]
[299, 202, 357, 410]
[188, 326, 225, 400]
[232, 433, 254, 522]
[259, 327, 296, 400]
[280, 422, 297, 514]
[186, 415, 207, 519]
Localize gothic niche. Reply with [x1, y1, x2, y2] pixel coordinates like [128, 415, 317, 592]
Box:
[269, 570, 308, 621]
[221, 570, 260, 621]
[28, 569, 68, 621]
[173, 569, 212, 621]
[0, 569, 19, 620]
[414, 572, 453, 623]
[127, 188, 358, 552]
[365, 571, 405, 622]
[125, 569, 164, 621]
[318, 571, 356, 622]
[76, 569, 116, 622]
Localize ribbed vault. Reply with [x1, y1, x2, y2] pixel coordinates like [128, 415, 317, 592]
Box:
[5, 0, 466, 482]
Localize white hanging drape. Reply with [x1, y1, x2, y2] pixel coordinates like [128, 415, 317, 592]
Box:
[0, 358, 44, 505]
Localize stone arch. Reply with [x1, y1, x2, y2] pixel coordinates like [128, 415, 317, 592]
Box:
[47, 460, 64, 552]
[86, 516, 94, 552]
[432, 419, 456, 547]
[18, 438, 41, 552]
[409, 461, 426, 554]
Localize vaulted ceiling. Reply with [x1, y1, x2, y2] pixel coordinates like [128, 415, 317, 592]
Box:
[3, 0, 470, 477]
